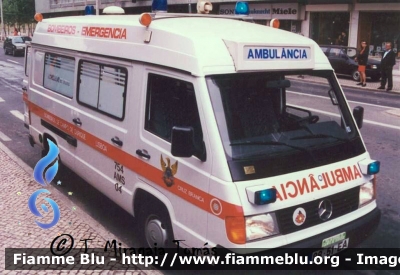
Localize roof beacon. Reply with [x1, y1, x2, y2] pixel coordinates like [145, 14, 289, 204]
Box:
[84, 5, 95, 15]
[270, 18, 280, 28]
[234, 1, 249, 16]
[152, 0, 168, 12]
[197, 1, 213, 14]
[34, 13, 43, 22]
[103, 6, 125, 14]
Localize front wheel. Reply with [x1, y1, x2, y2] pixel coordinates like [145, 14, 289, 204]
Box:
[4, 48, 7, 55]
[137, 200, 175, 248]
[352, 70, 360, 82]
[12, 49, 16, 56]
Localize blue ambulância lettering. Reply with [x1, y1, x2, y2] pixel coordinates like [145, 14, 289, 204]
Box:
[248, 48, 308, 59]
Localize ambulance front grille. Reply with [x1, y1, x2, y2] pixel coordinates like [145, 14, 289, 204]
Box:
[275, 186, 360, 235]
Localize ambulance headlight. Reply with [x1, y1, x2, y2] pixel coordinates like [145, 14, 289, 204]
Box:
[359, 180, 375, 207]
[234, 1, 249, 16]
[245, 213, 279, 241]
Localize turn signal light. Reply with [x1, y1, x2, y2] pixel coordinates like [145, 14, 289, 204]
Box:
[225, 216, 246, 244]
[271, 18, 280, 28]
[139, 13, 152, 27]
[34, 13, 43, 22]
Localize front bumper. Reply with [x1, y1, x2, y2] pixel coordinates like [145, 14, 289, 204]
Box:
[277, 207, 380, 249]
[219, 207, 380, 253]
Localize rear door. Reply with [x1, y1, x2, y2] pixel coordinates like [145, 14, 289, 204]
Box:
[28, 48, 77, 169]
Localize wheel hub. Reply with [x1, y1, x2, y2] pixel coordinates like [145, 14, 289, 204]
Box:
[145, 218, 168, 247]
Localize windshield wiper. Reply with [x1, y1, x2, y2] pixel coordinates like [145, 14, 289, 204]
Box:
[289, 133, 348, 141]
[230, 140, 313, 155]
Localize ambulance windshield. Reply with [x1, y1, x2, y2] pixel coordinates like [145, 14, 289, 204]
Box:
[207, 70, 365, 180]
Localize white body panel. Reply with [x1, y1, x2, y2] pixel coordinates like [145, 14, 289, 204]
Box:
[23, 12, 378, 251]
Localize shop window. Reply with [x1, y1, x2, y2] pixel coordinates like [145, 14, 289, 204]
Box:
[310, 12, 350, 46]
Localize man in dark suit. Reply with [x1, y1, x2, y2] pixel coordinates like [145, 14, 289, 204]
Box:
[378, 42, 396, 91]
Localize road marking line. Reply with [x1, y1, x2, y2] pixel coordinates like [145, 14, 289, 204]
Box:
[10, 110, 24, 121]
[0, 97, 4, 102]
[363, 119, 400, 131]
[287, 91, 400, 110]
[6, 59, 19, 64]
[290, 104, 400, 131]
[0, 131, 11, 141]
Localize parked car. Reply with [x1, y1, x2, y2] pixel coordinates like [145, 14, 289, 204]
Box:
[320, 45, 381, 82]
[4, 36, 27, 56]
[21, 36, 32, 43]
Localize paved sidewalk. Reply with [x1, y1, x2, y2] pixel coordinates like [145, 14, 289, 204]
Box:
[309, 73, 400, 94]
[0, 141, 162, 275]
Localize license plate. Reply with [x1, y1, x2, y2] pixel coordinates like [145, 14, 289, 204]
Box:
[312, 238, 349, 258]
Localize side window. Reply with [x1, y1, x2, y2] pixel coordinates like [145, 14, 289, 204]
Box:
[320, 47, 329, 55]
[145, 73, 204, 153]
[25, 45, 31, 77]
[43, 53, 75, 98]
[328, 48, 341, 58]
[77, 61, 127, 120]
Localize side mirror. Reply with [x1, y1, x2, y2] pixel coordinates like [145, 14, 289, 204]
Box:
[353, 106, 364, 129]
[171, 126, 196, 158]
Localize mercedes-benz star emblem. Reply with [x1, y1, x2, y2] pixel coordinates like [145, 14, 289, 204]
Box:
[318, 200, 333, 221]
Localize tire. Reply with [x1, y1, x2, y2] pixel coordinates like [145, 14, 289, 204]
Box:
[12, 49, 16, 56]
[137, 196, 175, 248]
[4, 48, 7, 55]
[352, 70, 360, 82]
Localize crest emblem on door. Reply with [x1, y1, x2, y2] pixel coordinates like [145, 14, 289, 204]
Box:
[160, 155, 178, 187]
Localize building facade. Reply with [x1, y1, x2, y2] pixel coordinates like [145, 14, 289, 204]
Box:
[35, 0, 400, 56]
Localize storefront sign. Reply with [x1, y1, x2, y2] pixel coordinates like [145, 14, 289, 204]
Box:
[219, 3, 304, 20]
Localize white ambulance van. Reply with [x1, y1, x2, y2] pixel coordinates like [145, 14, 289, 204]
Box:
[23, 2, 380, 254]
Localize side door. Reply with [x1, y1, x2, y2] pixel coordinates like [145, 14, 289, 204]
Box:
[134, 68, 211, 248]
[71, 57, 137, 214]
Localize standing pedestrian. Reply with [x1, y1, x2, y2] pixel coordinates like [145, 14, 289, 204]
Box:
[336, 32, 348, 46]
[378, 42, 396, 91]
[355, 41, 369, 87]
